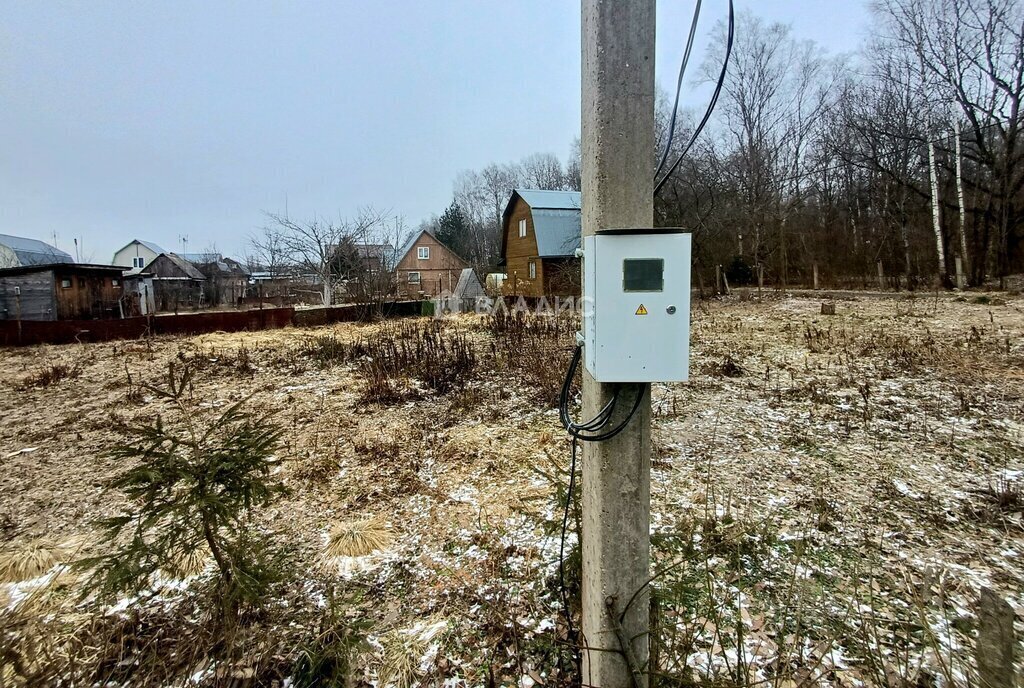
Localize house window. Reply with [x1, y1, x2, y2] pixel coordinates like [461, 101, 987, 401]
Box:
[417, 246, 430, 260]
[519, 219, 527, 238]
[528, 261, 537, 280]
[112, 278, 120, 287]
[408, 271, 421, 283]
[61, 278, 72, 289]
[132, 256, 145, 268]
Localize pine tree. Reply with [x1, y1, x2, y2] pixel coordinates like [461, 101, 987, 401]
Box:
[436, 201, 470, 258]
[79, 362, 287, 620]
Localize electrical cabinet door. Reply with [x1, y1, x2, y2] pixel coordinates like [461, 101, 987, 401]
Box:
[583, 231, 690, 382]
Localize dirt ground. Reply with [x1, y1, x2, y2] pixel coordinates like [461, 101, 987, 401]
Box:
[1, 291, 1022, 686]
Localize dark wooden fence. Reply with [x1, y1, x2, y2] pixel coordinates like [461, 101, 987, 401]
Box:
[0, 301, 422, 347]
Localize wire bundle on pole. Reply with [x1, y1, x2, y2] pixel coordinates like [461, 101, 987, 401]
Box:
[559, 345, 645, 443]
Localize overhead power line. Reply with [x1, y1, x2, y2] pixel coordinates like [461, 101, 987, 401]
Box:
[654, 0, 735, 197]
[654, 0, 703, 183]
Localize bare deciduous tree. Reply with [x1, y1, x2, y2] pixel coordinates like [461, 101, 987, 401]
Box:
[259, 208, 386, 306]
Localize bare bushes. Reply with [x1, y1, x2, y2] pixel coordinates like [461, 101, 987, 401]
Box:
[353, 321, 476, 403]
[293, 311, 576, 407]
[299, 322, 478, 404]
[301, 333, 349, 368]
[484, 311, 578, 406]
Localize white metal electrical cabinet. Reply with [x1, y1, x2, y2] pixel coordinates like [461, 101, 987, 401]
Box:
[582, 230, 690, 382]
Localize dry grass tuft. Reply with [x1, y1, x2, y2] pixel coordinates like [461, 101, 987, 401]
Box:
[377, 619, 446, 688]
[324, 516, 392, 559]
[164, 547, 210, 579]
[19, 363, 80, 390]
[0, 539, 67, 583]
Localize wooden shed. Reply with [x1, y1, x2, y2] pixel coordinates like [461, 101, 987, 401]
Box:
[0, 264, 126, 321]
[182, 254, 250, 307]
[145, 253, 208, 311]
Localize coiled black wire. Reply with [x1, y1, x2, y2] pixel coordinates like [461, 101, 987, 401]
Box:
[559, 345, 645, 442]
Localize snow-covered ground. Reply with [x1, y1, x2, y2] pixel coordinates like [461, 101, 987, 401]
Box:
[1, 292, 1021, 686]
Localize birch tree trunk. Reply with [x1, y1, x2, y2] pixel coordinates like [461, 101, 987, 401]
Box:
[953, 120, 969, 281]
[322, 267, 333, 306]
[927, 138, 947, 280]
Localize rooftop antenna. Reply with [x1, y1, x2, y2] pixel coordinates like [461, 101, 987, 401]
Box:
[74, 238, 80, 262]
[180, 234, 189, 255]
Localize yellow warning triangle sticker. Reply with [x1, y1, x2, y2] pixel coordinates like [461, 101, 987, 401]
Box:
[635, 304, 648, 315]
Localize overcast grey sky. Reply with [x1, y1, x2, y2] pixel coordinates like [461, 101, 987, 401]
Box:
[1, 1, 872, 263]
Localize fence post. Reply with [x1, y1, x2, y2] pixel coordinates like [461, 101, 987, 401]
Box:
[15, 288, 22, 344]
[877, 261, 885, 291]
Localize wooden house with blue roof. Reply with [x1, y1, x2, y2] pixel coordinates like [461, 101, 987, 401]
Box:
[500, 189, 581, 297]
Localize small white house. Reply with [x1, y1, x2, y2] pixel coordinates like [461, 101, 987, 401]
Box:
[112, 240, 166, 270]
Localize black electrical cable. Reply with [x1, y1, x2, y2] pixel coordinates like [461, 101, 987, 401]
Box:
[558, 435, 581, 678]
[654, 0, 734, 197]
[555, 343, 647, 679]
[559, 345, 646, 443]
[654, 0, 703, 183]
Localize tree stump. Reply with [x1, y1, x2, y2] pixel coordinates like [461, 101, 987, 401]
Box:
[821, 303, 836, 316]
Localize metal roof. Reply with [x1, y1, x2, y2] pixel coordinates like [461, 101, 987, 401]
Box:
[500, 189, 582, 259]
[138, 240, 166, 254]
[114, 239, 167, 257]
[0, 233, 74, 266]
[150, 253, 207, 280]
[532, 208, 582, 257]
[513, 189, 581, 211]
[180, 252, 244, 275]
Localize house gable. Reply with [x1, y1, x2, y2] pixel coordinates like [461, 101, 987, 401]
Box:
[394, 230, 469, 297]
[395, 230, 467, 273]
[500, 190, 580, 261]
[113, 240, 166, 269]
[146, 254, 207, 280]
[499, 189, 582, 297]
[501, 195, 543, 293]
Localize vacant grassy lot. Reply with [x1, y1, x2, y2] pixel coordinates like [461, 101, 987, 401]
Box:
[1, 292, 1021, 686]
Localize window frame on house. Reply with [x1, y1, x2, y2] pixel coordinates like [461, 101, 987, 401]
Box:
[111, 278, 121, 288]
[408, 271, 421, 283]
[518, 219, 527, 238]
[417, 246, 430, 260]
[528, 261, 537, 280]
[60, 278, 72, 289]
[132, 256, 145, 268]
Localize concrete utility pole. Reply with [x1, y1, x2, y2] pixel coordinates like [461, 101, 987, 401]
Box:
[581, 1, 654, 685]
